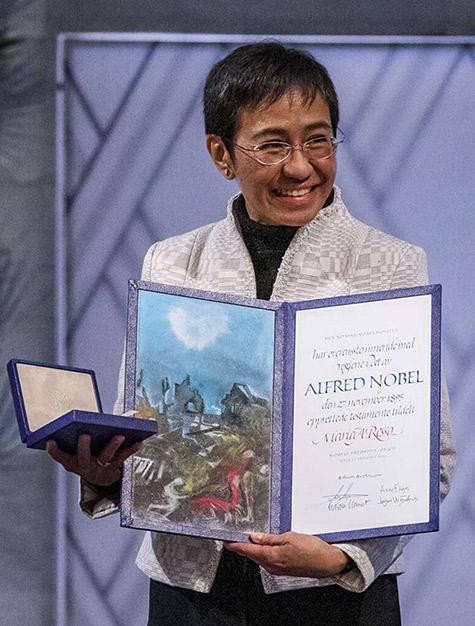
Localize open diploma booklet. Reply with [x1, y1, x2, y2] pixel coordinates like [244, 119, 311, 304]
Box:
[121, 281, 441, 543]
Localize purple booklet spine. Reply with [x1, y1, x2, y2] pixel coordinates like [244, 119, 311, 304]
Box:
[279, 302, 295, 533]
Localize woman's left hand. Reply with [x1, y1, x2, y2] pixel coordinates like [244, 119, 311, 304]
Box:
[225, 531, 350, 578]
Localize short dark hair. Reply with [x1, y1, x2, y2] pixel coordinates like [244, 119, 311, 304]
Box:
[203, 42, 339, 147]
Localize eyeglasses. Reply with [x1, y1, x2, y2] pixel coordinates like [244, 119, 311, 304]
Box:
[231, 132, 344, 166]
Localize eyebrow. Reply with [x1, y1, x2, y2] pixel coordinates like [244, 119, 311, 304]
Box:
[250, 122, 333, 141]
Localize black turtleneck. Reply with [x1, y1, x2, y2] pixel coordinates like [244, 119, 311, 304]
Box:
[233, 197, 298, 300]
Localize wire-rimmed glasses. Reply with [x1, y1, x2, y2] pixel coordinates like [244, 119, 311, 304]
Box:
[231, 131, 344, 166]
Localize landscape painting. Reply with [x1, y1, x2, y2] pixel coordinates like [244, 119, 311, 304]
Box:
[130, 289, 275, 536]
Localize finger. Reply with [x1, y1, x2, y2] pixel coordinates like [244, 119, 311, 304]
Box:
[77, 434, 92, 469]
[46, 439, 59, 459]
[225, 542, 270, 561]
[113, 440, 143, 465]
[249, 532, 288, 546]
[97, 435, 126, 464]
[46, 440, 74, 467]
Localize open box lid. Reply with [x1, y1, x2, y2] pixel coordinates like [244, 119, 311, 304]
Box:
[7, 359, 102, 442]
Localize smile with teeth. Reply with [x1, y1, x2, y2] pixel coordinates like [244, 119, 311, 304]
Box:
[276, 186, 316, 197]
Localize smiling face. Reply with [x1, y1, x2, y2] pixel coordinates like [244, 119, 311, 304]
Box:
[207, 92, 336, 226]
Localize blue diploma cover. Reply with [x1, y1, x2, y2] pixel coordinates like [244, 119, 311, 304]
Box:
[120, 281, 441, 543]
[7, 360, 157, 455]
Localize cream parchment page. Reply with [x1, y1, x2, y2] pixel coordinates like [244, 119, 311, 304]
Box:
[291, 295, 432, 534]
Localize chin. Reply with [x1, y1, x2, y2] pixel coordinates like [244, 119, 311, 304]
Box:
[272, 206, 321, 227]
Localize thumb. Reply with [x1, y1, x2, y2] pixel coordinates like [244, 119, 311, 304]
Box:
[249, 532, 287, 546]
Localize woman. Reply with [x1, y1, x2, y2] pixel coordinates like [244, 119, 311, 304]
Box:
[48, 42, 455, 625]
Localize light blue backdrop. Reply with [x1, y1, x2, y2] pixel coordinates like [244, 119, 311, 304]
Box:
[58, 35, 475, 626]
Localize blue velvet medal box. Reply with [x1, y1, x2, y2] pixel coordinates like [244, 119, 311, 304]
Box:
[120, 280, 441, 543]
[7, 359, 157, 456]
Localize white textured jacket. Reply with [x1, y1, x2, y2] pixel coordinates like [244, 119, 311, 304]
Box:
[81, 187, 455, 594]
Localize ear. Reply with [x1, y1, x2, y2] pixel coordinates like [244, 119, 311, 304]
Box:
[206, 135, 236, 180]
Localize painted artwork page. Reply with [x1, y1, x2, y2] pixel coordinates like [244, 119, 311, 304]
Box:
[131, 290, 275, 536]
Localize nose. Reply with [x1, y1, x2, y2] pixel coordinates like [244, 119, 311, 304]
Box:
[281, 146, 315, 179]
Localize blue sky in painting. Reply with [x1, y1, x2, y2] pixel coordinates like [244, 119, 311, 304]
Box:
[135, 290, 275, 414]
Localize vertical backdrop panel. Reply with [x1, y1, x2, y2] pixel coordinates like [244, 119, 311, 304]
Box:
[0, 1, 56, 624]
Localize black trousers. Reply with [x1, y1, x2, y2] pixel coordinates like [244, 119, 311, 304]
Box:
[148, 550, 401, 625]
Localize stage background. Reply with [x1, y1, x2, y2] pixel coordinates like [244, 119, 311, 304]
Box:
[0, 1, 474, 624]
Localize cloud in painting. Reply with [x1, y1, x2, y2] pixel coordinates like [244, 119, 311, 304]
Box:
[167, 305, 229, 351]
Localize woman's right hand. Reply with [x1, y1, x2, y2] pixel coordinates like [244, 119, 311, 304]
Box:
[46, 433, 143, 486]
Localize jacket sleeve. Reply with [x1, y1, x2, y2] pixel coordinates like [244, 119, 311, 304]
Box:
[331, 243, 456, 592]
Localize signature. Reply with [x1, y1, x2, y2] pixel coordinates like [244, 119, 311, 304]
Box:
[377, 483, 418, 507]
[321, 483, 371, 512]
[380, 482, 409, 494]
[338, 473, 382, 480]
